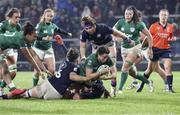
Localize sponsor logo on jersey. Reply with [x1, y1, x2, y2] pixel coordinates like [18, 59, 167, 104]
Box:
[44, 30, 48, 33]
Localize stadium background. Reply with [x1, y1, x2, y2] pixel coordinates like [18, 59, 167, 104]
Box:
[0, 0, 179, 71]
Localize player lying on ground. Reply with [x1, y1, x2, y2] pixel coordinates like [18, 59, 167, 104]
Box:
[1, 48, 110, 99]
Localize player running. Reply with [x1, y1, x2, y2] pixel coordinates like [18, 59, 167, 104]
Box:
[113, 6, 154, 94]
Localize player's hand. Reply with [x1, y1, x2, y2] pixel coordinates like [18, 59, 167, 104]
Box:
[40, 72, 46, 80]
[55, 35, 64, 45]
[80, 57, 86, 63]
[129, 40, 135, 47]
[124, 37, 135, 47]
[147, 47, 153, 59]
[45, 69, 54, 76]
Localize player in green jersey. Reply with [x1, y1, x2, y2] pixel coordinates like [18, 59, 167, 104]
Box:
[32, 8, 72, 86]
[0, 22, 50, 98]
[80, 16, 135, 96]
[78, 46, 115, 98]
[113, 6, 154, 94]
[0, 8, 22, 97]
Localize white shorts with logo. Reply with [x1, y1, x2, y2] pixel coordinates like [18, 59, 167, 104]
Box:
[32, 47, 54, 60]
[121, 44, 143, 59]
[35, 80, 62, 100]
[3, 48, 18, 60]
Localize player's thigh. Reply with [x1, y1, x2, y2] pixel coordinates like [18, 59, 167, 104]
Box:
[3, 49, 18, 64]
[44, 48, 55, 73]
[34, 80, 62, 99]
[32, 47, 45, 60]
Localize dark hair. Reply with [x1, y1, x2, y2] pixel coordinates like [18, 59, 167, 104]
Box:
[96, 46, 110, 55]
[6, 8, 20, 18]
[81, 16, 96, 27]
[67, 48, 79, 62]
[126, 6, 139, 24]
[23, 21, 35, 36]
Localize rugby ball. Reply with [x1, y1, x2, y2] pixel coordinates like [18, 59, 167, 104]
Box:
[97, 65, 111, 80]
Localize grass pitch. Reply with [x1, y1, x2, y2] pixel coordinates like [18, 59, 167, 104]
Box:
[0, 72, 180, 114]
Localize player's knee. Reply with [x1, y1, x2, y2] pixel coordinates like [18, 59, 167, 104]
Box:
[8, 64, 17, 73]
[122, 60, 133, 72]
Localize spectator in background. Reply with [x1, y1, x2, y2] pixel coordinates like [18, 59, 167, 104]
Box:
[81, 6, 91, 18]
[91, 5, 102, 22]
[106, 10, 117, 27]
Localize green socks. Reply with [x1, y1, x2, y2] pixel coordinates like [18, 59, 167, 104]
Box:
[0, 81, 7, 88]
[135, 73, 149, 84]
[119, 72, 128, 90]
[33, 77, 39, 86]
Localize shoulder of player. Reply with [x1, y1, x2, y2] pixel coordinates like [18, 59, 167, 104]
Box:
[0, 20, 8, 24]
[167, 23, 174, 28]
[96, 23, 109, 28]
[86, 54, 96, 62]
[0, 20, 8, 28]
[149, 22, 159, 28]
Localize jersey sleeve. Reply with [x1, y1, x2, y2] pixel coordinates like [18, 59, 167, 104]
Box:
[80, 31, 87, 42]
[0, 22, 6, 33]
[138, 21, 146, 31]
[101, 24, 113, 34]
[114, 20, 121, 30]
[53, 23, 69, 36]
[35, 23, 43, 38]
[149, 24, 156, 36]
[86, 58, 94, 69]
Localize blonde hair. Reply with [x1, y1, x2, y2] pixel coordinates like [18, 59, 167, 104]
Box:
[40, 8, 54, 23]
[159, 9, 169, 15]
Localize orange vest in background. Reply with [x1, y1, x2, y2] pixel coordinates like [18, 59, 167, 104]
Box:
[149, 22, 174, 49]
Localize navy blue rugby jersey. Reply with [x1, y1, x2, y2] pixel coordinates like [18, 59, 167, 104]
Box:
[48, 59, 80, 95]
[80, 24, 113, 45]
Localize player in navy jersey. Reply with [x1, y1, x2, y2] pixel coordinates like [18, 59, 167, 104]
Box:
[3, 48, 109, 99]
[80, 16, 135, 96]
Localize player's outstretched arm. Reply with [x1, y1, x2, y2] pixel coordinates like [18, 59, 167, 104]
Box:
[20, 47, 51, 75]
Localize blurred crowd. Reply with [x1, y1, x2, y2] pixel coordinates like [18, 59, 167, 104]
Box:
[0, 0, 180, 67]
[0, 0, 179, 36]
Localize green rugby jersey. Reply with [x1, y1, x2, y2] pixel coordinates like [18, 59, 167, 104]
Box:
[0, 31, 30, 50]
[34, 22, 59, 50]
[0, 20, 21, 33]
[79, 53, 113, 76]
[114, 18, 146, 48]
